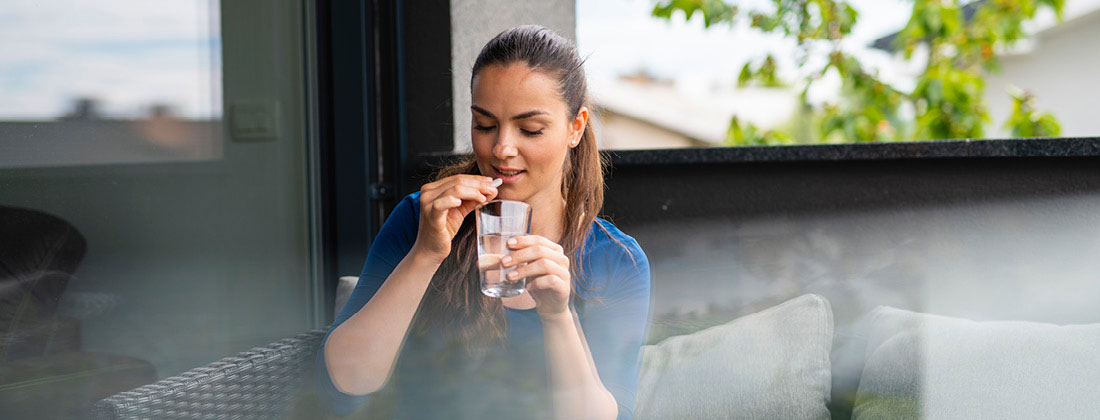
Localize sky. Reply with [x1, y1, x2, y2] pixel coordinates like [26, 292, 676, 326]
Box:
[577, 0, 914, 90]
[0, 0, 220, 120]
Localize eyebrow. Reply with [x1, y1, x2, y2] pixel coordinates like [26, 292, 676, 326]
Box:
[471, 105, 550, 121]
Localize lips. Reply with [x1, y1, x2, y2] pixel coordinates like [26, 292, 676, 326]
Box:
[493, 166, 525, 182]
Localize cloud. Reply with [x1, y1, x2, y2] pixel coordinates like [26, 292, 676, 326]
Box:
[576, 0, 913, 86]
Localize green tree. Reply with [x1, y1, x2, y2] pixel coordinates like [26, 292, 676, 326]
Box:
[1005, 87, 1060, 137]
[652, 0, 1064, 146]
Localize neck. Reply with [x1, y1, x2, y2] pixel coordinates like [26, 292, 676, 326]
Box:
[525, 187, 567, 243]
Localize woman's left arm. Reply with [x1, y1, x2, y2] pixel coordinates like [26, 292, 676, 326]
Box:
[503, 235, 650, 420]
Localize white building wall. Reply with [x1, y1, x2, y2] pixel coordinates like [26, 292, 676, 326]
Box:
[984, 9, 1100, 138]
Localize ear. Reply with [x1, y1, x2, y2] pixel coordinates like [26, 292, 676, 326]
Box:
[569, 106, 589, 148]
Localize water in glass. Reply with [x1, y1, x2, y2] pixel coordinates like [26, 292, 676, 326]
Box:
[478, 232, 525, 297]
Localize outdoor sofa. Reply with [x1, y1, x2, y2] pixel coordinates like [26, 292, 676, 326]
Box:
[92, 276, 1100, 419]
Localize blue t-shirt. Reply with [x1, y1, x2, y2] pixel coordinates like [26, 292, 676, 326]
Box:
[316, 192, 651, 419]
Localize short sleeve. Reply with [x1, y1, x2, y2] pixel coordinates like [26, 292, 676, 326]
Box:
[314, 193, 420, 415]
[579, 235, 652, 420]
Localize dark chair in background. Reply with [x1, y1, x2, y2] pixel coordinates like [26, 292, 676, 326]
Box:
[0, 205, 85, 359]
[0, 205, 156, 419]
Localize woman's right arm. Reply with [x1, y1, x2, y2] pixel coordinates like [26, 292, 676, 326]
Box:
[323, 175, 497, 395]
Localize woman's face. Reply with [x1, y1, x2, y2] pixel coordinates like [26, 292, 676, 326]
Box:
[470, 63, 587, 206]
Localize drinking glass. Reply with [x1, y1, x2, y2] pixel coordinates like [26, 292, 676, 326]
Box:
[475, 200, 531, 297]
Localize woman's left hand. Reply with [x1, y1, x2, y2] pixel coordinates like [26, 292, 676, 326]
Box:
[501, 235, 572, 319]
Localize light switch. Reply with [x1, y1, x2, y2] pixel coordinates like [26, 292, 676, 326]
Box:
[230, 100, 280, 141]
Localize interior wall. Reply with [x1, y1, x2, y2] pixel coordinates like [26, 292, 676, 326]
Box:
[0, 0, 314, 378]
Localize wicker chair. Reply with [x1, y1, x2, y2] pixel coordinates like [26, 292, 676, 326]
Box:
[92, 329, 328, 420]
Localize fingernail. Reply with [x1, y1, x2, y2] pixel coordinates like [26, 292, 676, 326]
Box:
[502, 255, 512, 264]
[507, 238, 517, 246]
[508, 271, 518, 279]
[491, 178, 503, 187]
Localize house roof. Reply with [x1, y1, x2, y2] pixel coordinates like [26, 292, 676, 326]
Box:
[0, 119, 220, 168]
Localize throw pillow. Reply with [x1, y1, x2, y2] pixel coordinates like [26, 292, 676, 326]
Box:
[853, 306, 1100, 420]
[635, 294, 834, 420]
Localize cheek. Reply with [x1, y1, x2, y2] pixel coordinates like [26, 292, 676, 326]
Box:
[472, 135, 493, 158]
[469, 138, 493, 174]
[525, 145, 570, 177]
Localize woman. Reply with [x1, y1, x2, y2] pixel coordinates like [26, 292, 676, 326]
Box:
[318, 25, 651, 420]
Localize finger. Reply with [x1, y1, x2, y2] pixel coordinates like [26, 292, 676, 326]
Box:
[525, 275, 569, 294]
[424, 195, 462, 231]
[419, 181, 453, 207]
[455, 194, 488, 217]
[419, 179, 460, 205]
[419, 177, 461, 203]
[424, 180, 496, 206]
[502, 244, 567, 268]
[462, 176, 499, 200]
[424, 184, 491, 216]
[421, 186, 467, 218]
[443, 175, 496, 195]
[449, 184, 505, 220]
[421, 175, 494, 203]
[506, 235, 564, 254]
[483, 184, 499, 201]
[422, 174, 493, 192]
[428, 195, 462, 220]
[444, 184, 492, 204]
[506, 259, 569, 283]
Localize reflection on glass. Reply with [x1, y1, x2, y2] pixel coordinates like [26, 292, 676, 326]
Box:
[0, 0, 221, 167]
[622, 197, 1100, 419]
[0, 2, 235, 419]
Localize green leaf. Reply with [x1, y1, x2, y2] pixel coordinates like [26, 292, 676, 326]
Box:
[651, 0, 738, 27]
[737, 62, 753, 87]
[658, 0, 1064, 146]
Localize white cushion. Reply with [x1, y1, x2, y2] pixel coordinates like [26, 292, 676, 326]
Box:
[854, 306, 1100, 420]
[635, 294, 834, 420]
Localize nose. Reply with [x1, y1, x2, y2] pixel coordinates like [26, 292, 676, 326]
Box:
[492, 131, 518, 160]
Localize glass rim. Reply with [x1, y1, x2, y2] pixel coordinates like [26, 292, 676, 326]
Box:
[476, 199, 531, 211]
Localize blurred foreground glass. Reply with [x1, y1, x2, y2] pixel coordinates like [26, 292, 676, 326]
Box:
[476, 200, 531, 298]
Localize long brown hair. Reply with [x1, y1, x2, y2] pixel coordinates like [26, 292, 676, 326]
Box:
[412, 26, 608, 353]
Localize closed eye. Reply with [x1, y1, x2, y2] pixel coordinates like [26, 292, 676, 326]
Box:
[474, 125, 496, 132]
[520, 128, 543, 136]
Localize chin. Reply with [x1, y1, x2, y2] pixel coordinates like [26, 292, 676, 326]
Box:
[494, 190, 518, 202]
[495, 188, 530, 203]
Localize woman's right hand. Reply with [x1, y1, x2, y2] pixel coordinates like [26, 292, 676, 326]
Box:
[413, 174, 498, 262]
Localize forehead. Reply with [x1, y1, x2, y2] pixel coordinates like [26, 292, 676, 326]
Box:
[471, 63, 566, 115]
